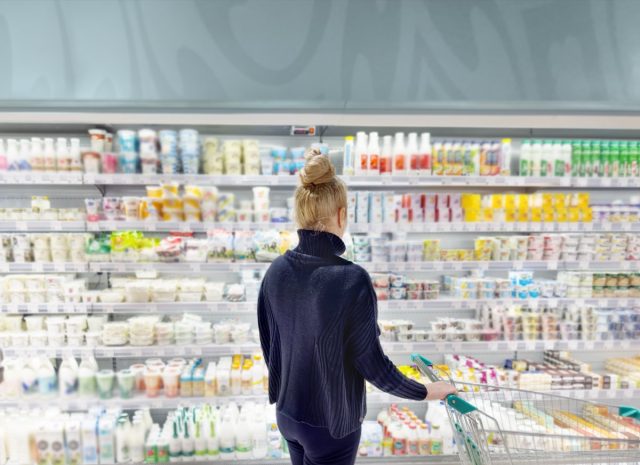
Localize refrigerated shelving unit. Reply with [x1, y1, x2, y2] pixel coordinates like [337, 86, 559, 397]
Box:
[1, 111, 640, 465]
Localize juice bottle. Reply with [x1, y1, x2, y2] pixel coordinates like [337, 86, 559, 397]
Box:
[571, 140, 581, 177]
[500, 138, 512, 176]
[479, 141, 488, 176]
[432, 142, 443, 175]
[407, 132, 419, 174]
[30, 138, 44, 171]
[591, 140, 601, 177]
[611, 141, 620, 177]
[392, 132, 406, 174]
[630, 141, 639, 176]
[380, 135, 392, 175]
[519, 139, 531, 176]
[354, 132, 368, 175]
[491, 140, 501, 175]
[541, 140, 553, 177]
[430, 424, 443, 455]
[581, 141, 592, 177]
[454, 141, 465, 176]
[562, 141, 572, 176]
[601, 141, 611, 177]
[392, 421, 407, 456]
[443, 142, 454, 175]
[620, 141, 630, 177]
[553, 141, 564, 176]
[342, 136, 354, 176]
[367, 132, 380, 174]
[406, 423, 419, 456]
[419, 132, 432, 175]
[418, 424, 431, 455]
[531, 140, 542, 176]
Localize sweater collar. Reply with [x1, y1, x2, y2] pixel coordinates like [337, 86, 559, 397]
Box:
[295, 229, 346, 257]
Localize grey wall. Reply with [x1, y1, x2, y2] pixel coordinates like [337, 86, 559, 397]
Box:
[1, 0, 639, 111]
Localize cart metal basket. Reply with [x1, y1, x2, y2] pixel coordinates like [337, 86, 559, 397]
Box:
[411, 354, 640, 465]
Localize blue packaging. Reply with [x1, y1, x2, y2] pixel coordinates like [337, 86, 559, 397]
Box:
[117, 130, 137, 153]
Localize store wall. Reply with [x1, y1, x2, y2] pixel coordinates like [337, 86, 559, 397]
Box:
[1, 0, 639, 111]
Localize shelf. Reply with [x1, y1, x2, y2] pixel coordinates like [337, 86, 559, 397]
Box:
[0, 219, 637, 235]
[1, 344, 262, 358]
[0, 262, 88, 273]
[361, 260, 640, 272]
[0, 220, 86, 232]
[87, 220, 293, 232]
[1, 389, 635, 412]
[2, 297, 637, 315]
[3, 340, 638, 359]
[1, 171, 640, 189]
[0, 392, 425, 411]
[1, 260, 637, 275]
[349, 221, 640, 234]
[88, 262, 271, 273]
[380, 339, 640, 353]
[0, 172, 83, 184]
[1, 220, 637, 233]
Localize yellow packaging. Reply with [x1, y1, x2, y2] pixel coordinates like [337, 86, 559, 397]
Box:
[582, 208, 593, 222]
[461, 194, 481, 210]
[517, 195, 529, 209]
[517, 210, 529, 222]
[505, 210, 516, 222]
[491, 194, 504, 209]
[162, 198, 183, 209]
[482, 208, 494, 222]
[465, 209, 480, 222]
[530, 207, 542, 222]
[553, 193, 566, 209]
[504, 195, 516, 210]
[161, 209, 184, 222]
[458, 249, 474, 261]
[555, 210, 567, 222]
[183, 196, 201, 211]
[577, 192, 590, 208]
[184, 184, 203, 199]
[145, 186, 163, 199]
[161, 182, 180, 198]
[542, 193, 553, 208]
[568, 208, 580, 222]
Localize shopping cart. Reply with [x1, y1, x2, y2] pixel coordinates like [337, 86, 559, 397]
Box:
[411, 353, 640, 465]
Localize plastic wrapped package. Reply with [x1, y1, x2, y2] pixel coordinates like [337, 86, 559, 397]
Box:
[207, 229, 234, 262]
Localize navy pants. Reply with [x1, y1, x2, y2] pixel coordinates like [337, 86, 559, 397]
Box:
[277, 411, 362, 465]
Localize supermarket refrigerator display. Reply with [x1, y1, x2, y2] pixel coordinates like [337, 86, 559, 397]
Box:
[0, 117, 639, 465]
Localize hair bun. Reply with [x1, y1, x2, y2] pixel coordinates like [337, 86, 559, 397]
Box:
[299, 148, 335, 187]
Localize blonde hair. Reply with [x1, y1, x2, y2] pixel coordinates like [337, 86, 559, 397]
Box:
[294, 149, 347, 231]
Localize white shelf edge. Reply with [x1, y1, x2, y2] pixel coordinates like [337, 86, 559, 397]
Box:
[1, 260, 638, 274]
[0, 220, 638, 233]
[1, 389, 635, 411]
[3, 298, 638, 315]
[3, 340, 637, 358]
[0, 171, 639, 189]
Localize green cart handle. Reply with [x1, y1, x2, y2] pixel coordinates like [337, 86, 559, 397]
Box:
[619, 406, 640, 420]
[410, 353, 477, 414]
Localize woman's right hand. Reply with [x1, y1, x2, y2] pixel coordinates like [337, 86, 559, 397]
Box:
[425, 381, 458, 400]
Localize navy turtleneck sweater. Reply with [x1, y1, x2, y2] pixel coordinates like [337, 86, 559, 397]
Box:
[258, 229, 427, 438]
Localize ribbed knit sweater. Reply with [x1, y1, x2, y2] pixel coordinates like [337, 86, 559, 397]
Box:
[258, 229, 427, 438]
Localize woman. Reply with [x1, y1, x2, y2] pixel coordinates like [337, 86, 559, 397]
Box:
[258, 149, 456, 465]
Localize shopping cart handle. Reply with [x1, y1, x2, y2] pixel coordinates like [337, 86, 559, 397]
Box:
[446, 395, 477, 415]
[410, 353, 434, 367]
[619, 406, 640, 420]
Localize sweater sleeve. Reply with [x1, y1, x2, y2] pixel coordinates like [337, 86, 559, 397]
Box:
[347, 277, 427, 400]
[257, 278, 271, 365]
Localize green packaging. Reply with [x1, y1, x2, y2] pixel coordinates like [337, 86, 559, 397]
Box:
[571, 141, 582, 177]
